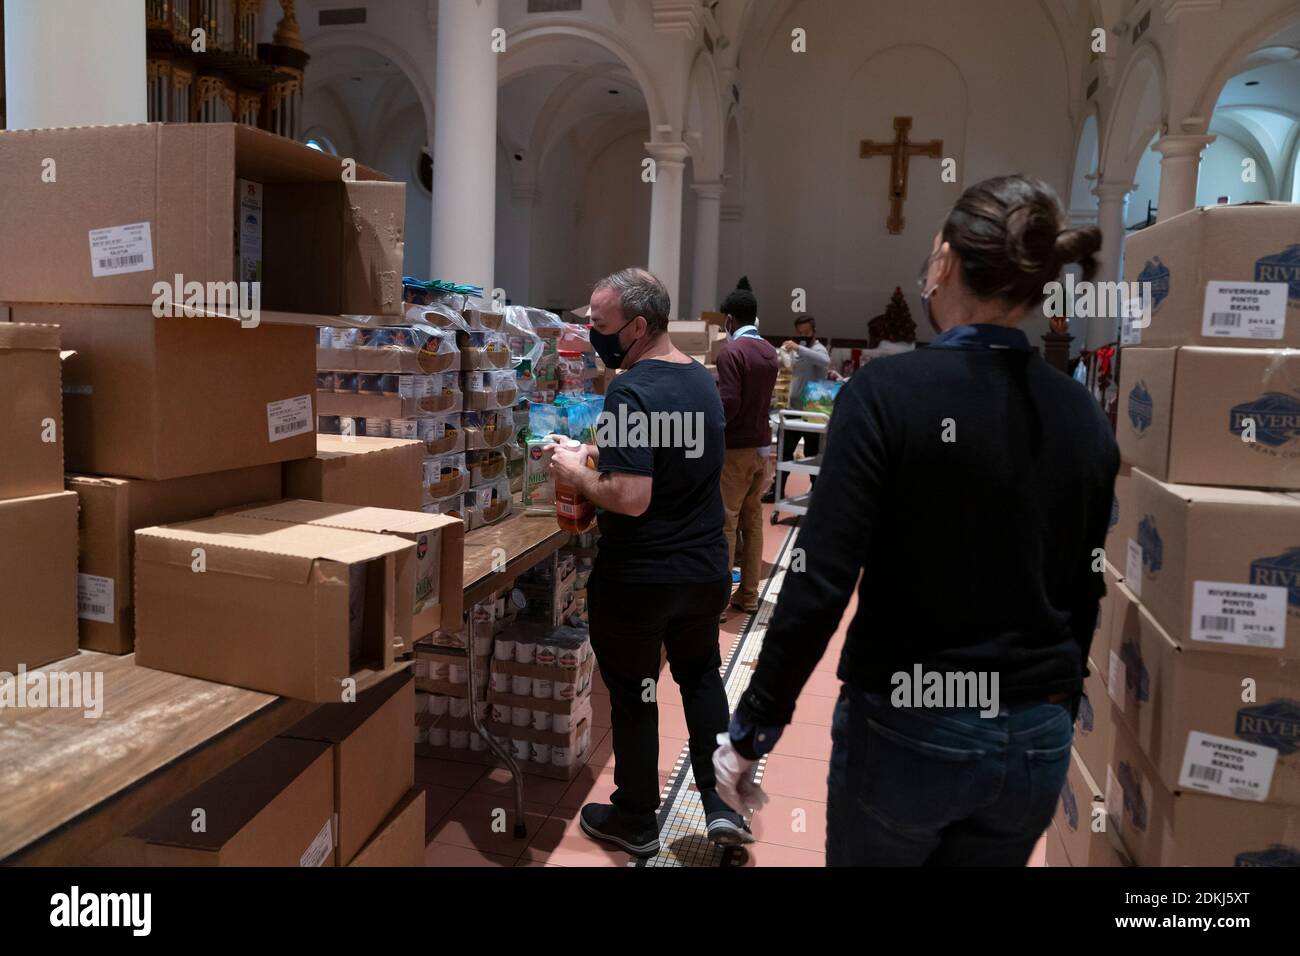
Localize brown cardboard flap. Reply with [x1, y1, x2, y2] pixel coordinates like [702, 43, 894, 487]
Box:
[282, 670, 413, 744]
[137, 513, 413, 565]
[0, 322, 61, 350]
[229, 498, 454, 538]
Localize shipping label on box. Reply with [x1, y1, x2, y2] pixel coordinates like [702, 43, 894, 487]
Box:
[1122, 203, 1300, 349]
[1129, 469, 1300, 661]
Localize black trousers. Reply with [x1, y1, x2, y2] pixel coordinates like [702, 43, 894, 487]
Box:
[776, 428, 821, 498]
[587, 569, 732, 819]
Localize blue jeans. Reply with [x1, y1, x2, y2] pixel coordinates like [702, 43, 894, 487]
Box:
[826, 685, 1073, 866]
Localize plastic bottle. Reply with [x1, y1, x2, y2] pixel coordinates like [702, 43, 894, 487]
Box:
[554, 439, 596, 534]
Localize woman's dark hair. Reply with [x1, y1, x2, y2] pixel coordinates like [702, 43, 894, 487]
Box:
[941, 174, 1102, 309]
[720, 276, 758, 325]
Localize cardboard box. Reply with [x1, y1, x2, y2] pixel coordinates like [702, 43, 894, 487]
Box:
[0, 490, 79, 673]
[0, 323, 65, 499]
[1092, 563, 1124, 683]
[129, 737, 337, 866]
[1118, 346, 1300, 489]
[1128, 468, 1300, 660]
[134, 514, 414, 701]
[1104, 466, 1134, 570]
[7, 305, 315, 481]
[1055, 748, 1129, 866]
[1121, 202, 1300, 349]
[281, 670, 415, 865]
[66, 466, 282, 654]
[668, 320, 718, 354]
[1106, 718, 1300, 866]
[222, 498, 464, 647]
[707, 330, 728, 365]
[1107, 600, 1300, 806]
[283, 435, 425, 513]
[348, 789, 425, 867]
[1075, 658, 1116, 782]
[0, 123, 403, 316]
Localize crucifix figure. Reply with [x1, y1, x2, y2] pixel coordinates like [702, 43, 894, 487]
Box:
[860, 116, 944, 235]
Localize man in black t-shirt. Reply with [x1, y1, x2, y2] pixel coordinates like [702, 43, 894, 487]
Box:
[547, 268, 751, 857]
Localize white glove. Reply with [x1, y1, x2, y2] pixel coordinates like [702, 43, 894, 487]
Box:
[713, 733, 770, 817]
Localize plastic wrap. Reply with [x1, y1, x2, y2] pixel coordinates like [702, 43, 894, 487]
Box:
[418, 411, 464, 455]
[424, 453, 468, 500]
[463, 409, 514, 450]
[467, 448, 508, 484]
[464, 367, 518, 410]
[466, 474, 512, 529]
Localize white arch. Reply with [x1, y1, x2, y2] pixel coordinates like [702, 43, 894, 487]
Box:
[1068, 107, 1101, 215]
[684, 49, 726, 181]
[501, 20, 670, 134]
[305, 28, 436, 139]
[1191, 6, 1300, 120]
[1101, 39, 1168, 182]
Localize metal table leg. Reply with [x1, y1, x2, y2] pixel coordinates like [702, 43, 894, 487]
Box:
[465, 644, 527, 838]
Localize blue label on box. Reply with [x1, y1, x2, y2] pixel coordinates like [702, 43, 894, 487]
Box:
[1137, 257, 1170, 311]
[1235, 699, 1300, 756]
[1128, 380, 1153, 433]
[1251, 547, 1300, 610]
[1256, 245, 1300, 302]
[1136, 515, 1162, 575]
[1235, 844, 1300, 867]
[1230, 392, 1300, 448]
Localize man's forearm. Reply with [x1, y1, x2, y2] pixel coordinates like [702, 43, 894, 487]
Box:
[572, 467, 634, 514]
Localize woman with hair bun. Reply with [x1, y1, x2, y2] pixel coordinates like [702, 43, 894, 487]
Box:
[715, 174, 1120, 866]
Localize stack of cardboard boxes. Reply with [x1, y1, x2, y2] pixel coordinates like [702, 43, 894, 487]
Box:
[1056, 202, 1300, 867]
[669, 315, 726, 377]
[0, 123, 444, 865]
[0, 323, 79, 674]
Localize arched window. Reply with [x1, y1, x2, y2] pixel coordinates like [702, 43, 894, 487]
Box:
[303, 134, 337, 156]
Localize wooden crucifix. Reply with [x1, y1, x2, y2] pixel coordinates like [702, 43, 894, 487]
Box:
[860, 116, 943, 235]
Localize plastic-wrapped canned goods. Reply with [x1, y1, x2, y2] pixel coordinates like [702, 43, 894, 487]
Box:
[551, 745, 572, 768]
[316, 370, 336, 391]
[448, 662, 468, 685]
[553, 680, 575, 701]
[494, 639, 515, 662]
[334, 372, 359, 394]
[427, 660, 448, 681]
[449, 697, 470, 719]
[511, 706, 531, 728]
[317, 415, 341, 435]
[511, 675, 531, 696]
[399, 374, 432, 400]
[428, 727, 449, 747]
[530, 742, 551, 765]
[514, 640, 536, 664]
[491, 671, 510, 693]
[318, 327, 334, 348]
[428, 693, 449, 716]
[415, 691, 430, 715]
[491, 701, 510, 724]
[531, 709, 552, 732]
[472, 633, 492, 656]
[553, 711, 572, 734]
[411, 659, 427, 679]
[449, 729, 469, 750]
[338, 417, 362, 437]
[468, 732, 487, 752]
[534, 642, 556, 666]
[532, 678, 553, 700]
[388, 417, 419, 439]
[364, 417, 391, 438]
[330, 327, 359, 350]
[511, 738, 530, 761]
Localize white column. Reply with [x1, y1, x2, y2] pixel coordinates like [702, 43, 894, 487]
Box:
[508, 183, 537, 306]
[4, 0, 146, 128]
[1153, 134, 1215, 222]
[690, 182, 724, 319]
[1089, 180, 1137, 348]
[431, 0, 498, 293]
[645, 142, 690, 320]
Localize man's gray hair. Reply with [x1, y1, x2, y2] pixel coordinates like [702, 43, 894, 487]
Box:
[593, 267, 672, 334]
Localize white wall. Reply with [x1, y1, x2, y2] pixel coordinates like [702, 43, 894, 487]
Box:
[738, 0, 1073, 342]
[1196, 135, 1273, 205]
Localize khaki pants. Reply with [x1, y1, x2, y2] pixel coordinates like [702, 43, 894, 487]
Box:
[721, 447, 768, 609]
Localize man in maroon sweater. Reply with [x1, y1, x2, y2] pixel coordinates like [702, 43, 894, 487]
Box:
[715, 278, 779, 615]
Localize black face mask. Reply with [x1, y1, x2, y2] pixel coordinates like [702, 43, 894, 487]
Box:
[797, 335, 813, 346]
[590, 318, 635, 370]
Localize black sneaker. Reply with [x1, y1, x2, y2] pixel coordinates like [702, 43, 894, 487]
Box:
[706, 808, 755, 847]
[579, 803, 660, 857]
[760, 487, 776, 504]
